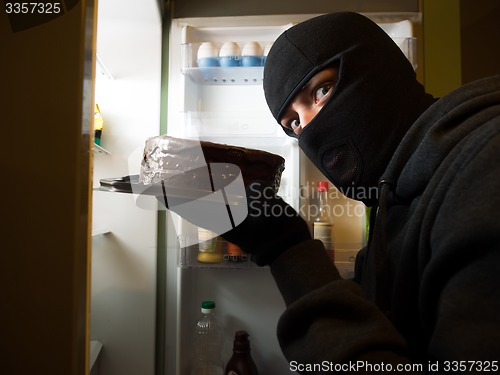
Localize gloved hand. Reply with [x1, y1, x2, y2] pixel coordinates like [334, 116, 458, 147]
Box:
[221, 182, 312, 266]
[154, 165, 312, 266]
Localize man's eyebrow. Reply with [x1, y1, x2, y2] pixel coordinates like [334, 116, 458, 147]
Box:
[299, 69, 331, 92]
[300, 79, 312, 91]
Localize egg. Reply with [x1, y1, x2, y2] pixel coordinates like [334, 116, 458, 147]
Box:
[263, 42, 273, 57]
[197, 42, 219, 67]
[262, 42, 273, 66]
[241, 41, 264, 67]
[197, 42, 218, 59]
[219, 41, 241, 57]
[219, 42, 241, 67]
[242, 41, 263, 56]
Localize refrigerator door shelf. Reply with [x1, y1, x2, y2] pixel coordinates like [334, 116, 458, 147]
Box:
[99, 175, 245, 208]
[335, 261, 355, 280]
[89, 340, 103, 370]
[182, 66, 264, 85]
[332, 244, 363, 279]
[181, 36, 416, 84]
[178, 241, 260, 269]
[93, 143, 111, 155]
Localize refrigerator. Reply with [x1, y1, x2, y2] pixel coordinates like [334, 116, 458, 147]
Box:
[3, 0, 470, 374]
[160, 12, 419, 375]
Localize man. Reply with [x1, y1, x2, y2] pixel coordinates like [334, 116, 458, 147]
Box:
[166, 11, 500, 372]
[222, 11, 500, 372]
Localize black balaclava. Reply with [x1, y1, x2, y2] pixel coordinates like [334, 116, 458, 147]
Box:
[263, 12, 435, 205]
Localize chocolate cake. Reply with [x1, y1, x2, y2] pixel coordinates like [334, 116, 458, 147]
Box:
[139, 135, 285, 192]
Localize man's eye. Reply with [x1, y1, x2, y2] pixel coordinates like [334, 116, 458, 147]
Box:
[290, 119, 300, 130]
[315, 83, 333, 103]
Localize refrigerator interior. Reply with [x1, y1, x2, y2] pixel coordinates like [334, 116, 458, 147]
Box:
[165, 13, 419, 375]
[165, 16, 299, 375]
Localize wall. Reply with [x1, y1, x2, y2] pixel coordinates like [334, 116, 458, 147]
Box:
[421, 0, 462, 97]
[460, 0, 500, 84]
[421, 0, 500, 97]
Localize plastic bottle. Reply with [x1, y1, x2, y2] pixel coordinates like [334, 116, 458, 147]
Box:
[225, 330, 258, 375]
[313, 181, 334, 261]
[94, 104, 104, 145]
[191, 301, 224, 375]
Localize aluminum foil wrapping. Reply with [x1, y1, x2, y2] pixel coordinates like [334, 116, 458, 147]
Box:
[139, 135, 285, 192]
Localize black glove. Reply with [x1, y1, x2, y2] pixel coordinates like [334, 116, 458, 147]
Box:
[154, 165, 311, 266]
[221, 182, 312, 266]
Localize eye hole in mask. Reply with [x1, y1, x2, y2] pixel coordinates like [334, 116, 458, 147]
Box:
[278, 61, 341, 139]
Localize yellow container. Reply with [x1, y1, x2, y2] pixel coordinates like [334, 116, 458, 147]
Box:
[197, 228, 225, 263]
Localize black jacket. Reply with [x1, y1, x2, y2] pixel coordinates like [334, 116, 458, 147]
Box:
[270, 75, 500, 373]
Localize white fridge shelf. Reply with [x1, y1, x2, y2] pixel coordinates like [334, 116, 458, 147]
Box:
[182, 66, 264, 85]
[93, 143, 111, 155]
[179, 243, 259, 269]
[92, 227, 111, 237]
[89, 340, 103, 370]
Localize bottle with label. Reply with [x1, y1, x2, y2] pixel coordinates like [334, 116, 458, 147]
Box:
[313, 181, 334, 261]
[225, 330, 258, 375]
[191, 301, 224, 375]
[94, 103, 104, 145]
